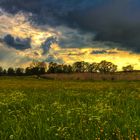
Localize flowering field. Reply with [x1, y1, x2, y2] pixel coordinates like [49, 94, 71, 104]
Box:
[0, 77, 140, 140]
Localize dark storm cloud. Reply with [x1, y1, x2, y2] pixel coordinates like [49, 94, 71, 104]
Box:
[0, 43, 31, 68]
[71, 0, 140, 52]
[41, 36, 58, 55]
[0, 0, 99, 26]
[59, 29, 94, 48]
[46, 55, 64, 64]
[91, 50, 118, 55]
[91, 50, 107, 54]
[1, 0, 140, 52]
[3, 34, 31, 50]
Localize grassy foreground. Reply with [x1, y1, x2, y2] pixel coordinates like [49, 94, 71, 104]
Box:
[0, 77, 140, 140]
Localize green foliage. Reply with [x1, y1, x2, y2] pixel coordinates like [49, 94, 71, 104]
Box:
[7, 67, 15, 76]
[15, 68, 24, 76]
[0, 66, 3, 75]
[48, 60, 118, 74]
[98, 60, 118, 73]
[0, 60, 135, 76]
[123, 65, 134, 72]
[25, 61, 46, 76]
[0, 78, 140, 139]
[88, 62, 99, 73]
[48, 62, 72, 73]
[72, 61, 90, 73]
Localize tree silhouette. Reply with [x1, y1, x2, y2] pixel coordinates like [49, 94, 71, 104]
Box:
[98, 60, 117, 73]
[28, 61, 46, 75]
[3, 69, 7, 75]
[48, 62, 73, 73]
[0, 66, 3, 76]
[7, 67, 15, 76]
[47, 62, 58, 73]
[2, 60, 136, 76]
[25, 67, 32, 75]
[15, 68, 24, 76]
[122, 65, 134, 72]
[88, 63, 99, 73]
[63, 65, 72, 73]
[73, 61, 89, 73]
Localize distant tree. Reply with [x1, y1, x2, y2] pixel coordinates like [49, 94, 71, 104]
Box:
[56, 65, 63, 73]
[29, 61, 46, 75]
[122, 65, 134, 72]
[39, 67, 46, 75]
[25, 67, 32, 75]
[73, 61, 89, 73]
[15, 68, 24, 76]
[30, 61, 46, 69]
[48, 62, 73, 73]
[31, 67, 40, 75]
[7, 67, 15, 76]
[82, 62, 90, 72]
[3, 69, 7, 75]
[47, 62, 58, 73]
[88, 63, 99, 73]
[98, 60, 117, 73]
[63, 65, 73, 73]
[0, 66, 3, 76]
[73, 62, 82, 72]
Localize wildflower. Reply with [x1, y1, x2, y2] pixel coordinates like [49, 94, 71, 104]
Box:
[89, 117, 92, 121]
[67, 110, 71, 115]
[100, 128, 104, 133]
[57, 127, 61, 132]
[9, 135, 14, 140]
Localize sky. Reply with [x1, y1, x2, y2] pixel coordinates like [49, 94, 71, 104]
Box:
[0, 0, 140, 70]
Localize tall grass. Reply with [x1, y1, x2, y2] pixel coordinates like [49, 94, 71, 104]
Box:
[0, 77, 140, 139]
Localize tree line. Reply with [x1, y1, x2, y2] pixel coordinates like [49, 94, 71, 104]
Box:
[47, 61, 134, 73]
[0, 60, 135, 76]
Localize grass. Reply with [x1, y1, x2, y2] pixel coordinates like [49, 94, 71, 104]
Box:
[0, 77, 140, 139]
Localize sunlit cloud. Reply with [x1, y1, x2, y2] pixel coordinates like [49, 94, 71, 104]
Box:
[0, 9, 140, 70]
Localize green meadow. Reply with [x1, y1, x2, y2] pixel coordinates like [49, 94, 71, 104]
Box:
[0, 77, 140, 140]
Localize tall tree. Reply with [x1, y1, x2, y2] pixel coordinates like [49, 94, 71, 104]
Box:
[29, 61, 46, 75]
[98, 60, 117, 73]
[25, 67, 32, 75]
[88, 63, 99, 73]
[47, 62, 58, 73]
[63, 65, 73, 73]
[7, 67, 15, 76]
[15, 68, 24, 76]
[3, 69, 7, 75]
[73, 61, 89, 73]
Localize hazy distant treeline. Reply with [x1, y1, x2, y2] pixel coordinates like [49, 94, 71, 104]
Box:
[0, 60, 134, 76]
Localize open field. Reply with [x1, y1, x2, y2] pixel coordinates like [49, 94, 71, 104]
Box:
[0, 77, 140, 139]
[42, 72, 140, 81]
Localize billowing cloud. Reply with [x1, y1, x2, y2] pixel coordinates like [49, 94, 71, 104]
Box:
[1, 0, 140, 52]
[91, 50, 108, 55]
[69, 0, 140, 52]
[91, 49, 118, 55]
[0, 1, 140, 70]
[45, 55, 64, 64]
[0, 43, 31, 68]
[41, 36, 58, 55]
[3, 34, 31, 50]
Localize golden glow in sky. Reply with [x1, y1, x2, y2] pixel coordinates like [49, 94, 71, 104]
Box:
[0, 11, 140, 70]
